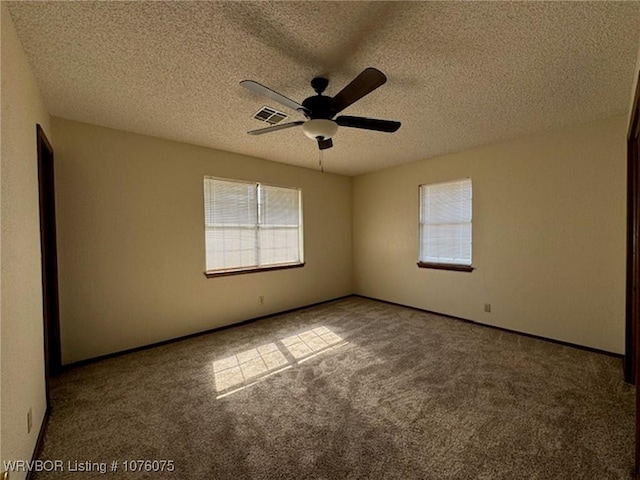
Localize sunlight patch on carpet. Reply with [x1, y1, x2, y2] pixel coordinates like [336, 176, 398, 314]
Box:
[213, 326, 347, 399]
[281, 326, 343, 359]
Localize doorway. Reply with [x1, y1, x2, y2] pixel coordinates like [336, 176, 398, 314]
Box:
[36, 124, 62, 405]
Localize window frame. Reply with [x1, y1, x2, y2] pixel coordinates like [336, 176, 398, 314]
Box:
[203, 176, 304, 278]
[417, 178, 474, 273]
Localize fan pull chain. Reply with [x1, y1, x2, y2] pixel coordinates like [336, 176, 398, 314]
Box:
[319, 149, 324, 173]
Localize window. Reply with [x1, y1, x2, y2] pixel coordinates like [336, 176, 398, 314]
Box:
[418, 178, 473, 272]
[204, 177, 304, 276]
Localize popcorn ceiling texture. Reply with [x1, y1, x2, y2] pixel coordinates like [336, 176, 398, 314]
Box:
[6, 1, 640, 176]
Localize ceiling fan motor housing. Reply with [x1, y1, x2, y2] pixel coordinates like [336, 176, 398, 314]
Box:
[302, 94, 334, 120]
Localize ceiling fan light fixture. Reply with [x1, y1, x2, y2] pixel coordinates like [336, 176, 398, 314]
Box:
[302, 119, 338, 140]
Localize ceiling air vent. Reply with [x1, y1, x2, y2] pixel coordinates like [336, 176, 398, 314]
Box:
[253, 106, 288, 125]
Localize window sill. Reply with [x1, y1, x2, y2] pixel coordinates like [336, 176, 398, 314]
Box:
[205, 262, 305, 278]
[417, 262, 474, 272]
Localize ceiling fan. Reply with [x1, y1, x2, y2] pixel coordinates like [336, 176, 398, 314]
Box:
[240, 67, 401, 150]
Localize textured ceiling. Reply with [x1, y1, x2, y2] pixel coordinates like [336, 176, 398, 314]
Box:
[6, 1, 640, 176]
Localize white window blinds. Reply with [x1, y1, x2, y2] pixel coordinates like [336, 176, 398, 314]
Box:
[204, 177, 303, 273]
[419, 178, 472, 266]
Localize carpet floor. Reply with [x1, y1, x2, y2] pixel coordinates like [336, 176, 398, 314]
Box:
[35, 296, 635, 479]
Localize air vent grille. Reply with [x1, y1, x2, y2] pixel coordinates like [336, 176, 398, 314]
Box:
[253, 106, 288, 125]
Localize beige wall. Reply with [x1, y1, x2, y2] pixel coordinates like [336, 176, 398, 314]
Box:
[51, 118, 352, 364]
[1, 4, 51, 476]
[353, 116, 627, 354]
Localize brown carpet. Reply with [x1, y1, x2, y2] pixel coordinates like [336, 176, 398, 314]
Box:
[34, 296, 634, 479]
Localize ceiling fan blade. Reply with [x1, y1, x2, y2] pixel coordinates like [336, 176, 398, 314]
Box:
[317, 138, 333, 150]
[248, 121, 304, 135]
[240, 80, 310, 115]
[331, 67, 387, 115]
[335, 116, 401, 133]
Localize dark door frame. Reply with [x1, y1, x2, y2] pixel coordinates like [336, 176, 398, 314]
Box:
[626, 71, 640, 479]
[37, 124, 62, 406]
[626, 71, 640, 385]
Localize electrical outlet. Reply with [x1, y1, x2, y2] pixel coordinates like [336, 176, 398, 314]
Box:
[484, 303, 491, 313]
[27, 407, 32, 434]
[258, 295, 264, 305]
